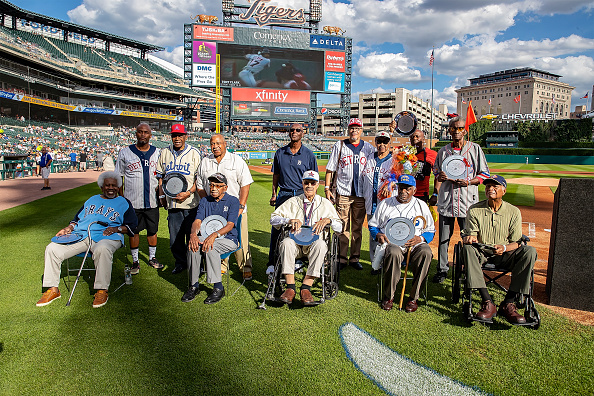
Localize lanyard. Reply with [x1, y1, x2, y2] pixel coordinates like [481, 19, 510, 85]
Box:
[303, 198, 315, 226]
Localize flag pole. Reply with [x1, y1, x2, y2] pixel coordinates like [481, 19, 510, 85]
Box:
[430, 46, 434, 147]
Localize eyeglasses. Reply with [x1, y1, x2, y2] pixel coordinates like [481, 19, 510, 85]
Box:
[303, 180, 317, 185]
[450, 126, 465, 131]
[210, 183, 226, 189]
[375, 139, 390, 145]
[290, 128, 302, 132]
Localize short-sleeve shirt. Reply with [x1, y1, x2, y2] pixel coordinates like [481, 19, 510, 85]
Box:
[40, 153, 52, 167]
[461, 200, 522, 246]
[326, 139, 375, 197]
[156, 144, 202, 210]
[69, 153, 77, 162]
[115, 145, 161, 209]
[272, 144, 318, 191]
[195, 193, 240, 245]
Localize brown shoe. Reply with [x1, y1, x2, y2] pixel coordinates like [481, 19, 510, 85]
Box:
[242, 271, 253, 281]
[280, 288, 296, 304]
[92, 290, 109, 308]
[36, 288, 61, 307]
[498, 302, 527, 324]
[300, 289, 315, 306]
[381, 299, 394, 311]
[405, 299, 418, 313]
[475, 300, 497, 321]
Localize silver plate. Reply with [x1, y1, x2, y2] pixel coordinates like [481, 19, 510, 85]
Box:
[442, 155, 468, 180]
[289, 226, 320, 246]
[199, 215, 227, 242]
[385, 217, 415, 246]
[163, 172, 188, 198]
[51, 232, 84, 244]
[393, 111, 418, 136]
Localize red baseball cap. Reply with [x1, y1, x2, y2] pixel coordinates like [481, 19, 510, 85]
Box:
[348, 118, 363, 127]
[170, 124, 187, 134]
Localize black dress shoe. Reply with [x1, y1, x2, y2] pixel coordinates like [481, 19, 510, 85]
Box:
[204, 288, 225, 304]
[371, 268, 381, 276]
[349, 261, 363, 270]
[171, 265, 186, 274]
[432, 271, 448, 284]
[181, 286, 199, 302]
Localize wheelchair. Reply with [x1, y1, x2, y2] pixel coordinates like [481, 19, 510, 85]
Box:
[451, 235, 540, 329]
[258, 224, 340, 309]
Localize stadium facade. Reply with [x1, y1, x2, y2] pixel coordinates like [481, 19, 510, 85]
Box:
[0, 0, 213, 129]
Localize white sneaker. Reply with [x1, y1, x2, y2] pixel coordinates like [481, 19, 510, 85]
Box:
[266, 265, 274, 274]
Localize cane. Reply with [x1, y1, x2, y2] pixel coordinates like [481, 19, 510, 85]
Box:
[398, 216, 427, 310]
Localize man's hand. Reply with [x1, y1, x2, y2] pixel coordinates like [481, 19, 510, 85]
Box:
[102, 226, 120, 236]
[389, 120, 396, 134]
[188, 233, 201, 252]
[325, 189, 335, 204]
[202, 233, 217, 253]
[56, 225, 73, 237]
[288, 219, 303, 233]
[455, 179, 469, 187]
[175, 190, 192, 203]
[428, 195, 438, 206]
[270, 195, 276, 206]
[437, 171, 449, 182]
[404, 235, 423, 247]
[463, 235, 478, 244]
[493, 245, 506, 256]
[376, 233, 389, 245]
[378, 184, 392, 199]
[312, 218, 330, 235]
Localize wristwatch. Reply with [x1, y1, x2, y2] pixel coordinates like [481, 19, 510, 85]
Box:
[117, 226, 122, 232]
[216, 232, 221, 238]
[239, 204, 245, 209]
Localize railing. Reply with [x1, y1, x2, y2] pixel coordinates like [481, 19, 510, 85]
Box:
[0, 158, 95, 181]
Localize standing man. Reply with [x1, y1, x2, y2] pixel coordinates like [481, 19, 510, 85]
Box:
[267, 123, 318, 273]
[69, 151, 77, 172]
[79, 150, 88, 172]
[325, 118, 375, 270]
[430, 116, 489, 283]
[409, 129, 437, 202]
[96, 151, 105, 171]
[115, 122, 162, 274]
[196, 134, 254, 280]
[238, 48, 271, 87]
[39, 146, 52, 190]
[360, 130, 394, 269]
[157, 124, 202, 274]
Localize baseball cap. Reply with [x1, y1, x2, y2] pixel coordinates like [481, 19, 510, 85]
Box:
[208, 172, 228, 185]
[483, 175, 507, 188]
[397, 174, 416, 187]
[375, 130, 391, 139]
[302, 170, 320, 182]
[170, 124, 186, 134]
[348, 118, 363, 128]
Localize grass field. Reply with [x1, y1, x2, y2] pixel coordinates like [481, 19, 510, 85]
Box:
[1, 169, 593, 395]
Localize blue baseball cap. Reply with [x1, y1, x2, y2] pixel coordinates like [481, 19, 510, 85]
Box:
[483, 175, 507, 188]
[397, 174, 416, 187]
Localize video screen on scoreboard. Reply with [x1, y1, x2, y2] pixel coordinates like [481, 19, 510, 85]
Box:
[218, 43, 325, 91]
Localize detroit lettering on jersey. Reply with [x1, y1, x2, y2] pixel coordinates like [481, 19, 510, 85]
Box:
[339, 153, 368, 169]
[165, 161, 192, 175]
[127, 159, 158, 172]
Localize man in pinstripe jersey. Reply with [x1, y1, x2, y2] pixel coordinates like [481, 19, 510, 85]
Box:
[115, 123, 162, 274]
[324, 118, 376, 270]
[430, 116, 489, 283]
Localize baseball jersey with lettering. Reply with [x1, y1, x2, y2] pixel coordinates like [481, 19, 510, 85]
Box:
[156, 144, 202, 210]
[115, 145, 160, 209]
[243, 54, 270, 75]
[327, 139, 376, 197]
[360, 153, 397, 216]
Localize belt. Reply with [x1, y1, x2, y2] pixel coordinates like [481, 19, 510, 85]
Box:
[279, 188, 303, 195]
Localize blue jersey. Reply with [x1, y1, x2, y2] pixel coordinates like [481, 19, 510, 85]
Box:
[272, 144, 318, 191]
[195, 193, 240, 245]
[71, 195, 138, 244]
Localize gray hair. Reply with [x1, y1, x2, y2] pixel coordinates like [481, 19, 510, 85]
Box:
[448, 116, 465, 127]
[97, 171, 122, 188]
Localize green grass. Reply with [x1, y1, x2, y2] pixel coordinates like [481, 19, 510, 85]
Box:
[1, 171, 593, 395]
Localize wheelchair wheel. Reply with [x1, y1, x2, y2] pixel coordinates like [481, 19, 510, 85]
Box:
[524, 299, 541, 330]
[452, 242, 463, 304]
[323, 232, 340, 300]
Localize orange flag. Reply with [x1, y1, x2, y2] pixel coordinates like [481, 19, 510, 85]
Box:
[465, 100, 477, 131]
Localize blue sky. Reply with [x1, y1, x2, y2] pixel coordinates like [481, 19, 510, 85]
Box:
[9, 0, 594, 112]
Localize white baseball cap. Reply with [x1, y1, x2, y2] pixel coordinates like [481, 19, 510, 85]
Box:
[375, 130, 391, 139]
[302, 170, 320, 182]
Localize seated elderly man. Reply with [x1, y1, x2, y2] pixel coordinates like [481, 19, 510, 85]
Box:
[182, 172, 240, 305]
[270, 170, 342, 306]
[461, 175, 537, 324]
[368, 174, 435, 312]
[36, 171, 137, 308]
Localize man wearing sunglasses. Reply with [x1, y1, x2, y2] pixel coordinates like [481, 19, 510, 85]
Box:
[430, 116, 489, 284]
[409, 129, 437, 203]
[267, 123, 318, 275]
[360, 130, 395, 270]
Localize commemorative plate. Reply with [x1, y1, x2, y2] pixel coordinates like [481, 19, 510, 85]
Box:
[289, 226, 319, 246]
[442, 155, 468, 180]
[393, 111, 418, 136]
[163, 172, 188, 198]
[51, 232, 84, 244]
[385, 217, 415, 246]
[199, 215, 227, 242]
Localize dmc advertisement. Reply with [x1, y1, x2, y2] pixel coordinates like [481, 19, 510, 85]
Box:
[218, 43, 325, 91]
[192, 64, 216, 86]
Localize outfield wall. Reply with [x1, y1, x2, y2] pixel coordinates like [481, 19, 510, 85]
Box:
[485, 154, 594, 165]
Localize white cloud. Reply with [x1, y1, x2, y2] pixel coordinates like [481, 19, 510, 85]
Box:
[356, 52, 421, 82]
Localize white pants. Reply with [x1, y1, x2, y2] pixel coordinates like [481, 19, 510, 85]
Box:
[280, 238, 327, 278]
[239, 69, 257, 87]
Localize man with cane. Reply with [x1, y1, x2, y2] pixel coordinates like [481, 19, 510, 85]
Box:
[368, 175, 435, 312]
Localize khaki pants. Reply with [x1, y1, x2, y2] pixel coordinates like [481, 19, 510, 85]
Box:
[279, 237, 327, 278]
[43, 238, 122, 290]
[382, 243, 432, 301]
[336, 195, 366, 264]
[188, 238, 238, 286]
[222, 213, 252, 273]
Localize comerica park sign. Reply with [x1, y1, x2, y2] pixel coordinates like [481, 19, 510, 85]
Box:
[239, 0, 306, 26]
[501, 113, 557, 120]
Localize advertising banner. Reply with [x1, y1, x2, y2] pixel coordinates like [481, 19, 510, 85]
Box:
[325, 51, 345, 72]
[273, 105, 308, 116]
[324, 72, 345, 93]
[232, 87, 311, 104]
[192, 64, 217, 86]
[310, 35, 345, 50]
[193, 25, 234, 41]
[192, 41, 217, 64]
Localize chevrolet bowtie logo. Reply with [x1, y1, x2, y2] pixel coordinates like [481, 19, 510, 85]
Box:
[255, 90, 289, 102]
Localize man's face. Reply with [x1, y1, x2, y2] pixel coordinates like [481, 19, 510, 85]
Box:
[484, 182, 506, 200]
[396, 183, 416, 204]
[410, 130, 424, 147]
[102, 178, 119, 199]
[136, 125, 151, 146]
[171, 133, 187, 150]
[348, 124, 362, 141]
[302, 179, 318, 198]
[289, 124, 303, 143]
[209, 181, 227, 199]
[450, 120, 467, 141]
[41, 147, 47, 154]
[375, 136, 391, 154]
[211, 135, 227, 157]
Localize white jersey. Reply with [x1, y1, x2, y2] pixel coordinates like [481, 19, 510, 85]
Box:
[243, 54, 270, 75]
[327, 139, 376, 197]
[115, 145, 161, 209]
[360, 153, 397, 216]
[156, 144, 202, 210]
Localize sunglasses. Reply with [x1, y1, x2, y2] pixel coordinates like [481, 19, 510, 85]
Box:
[290, 128, 302, 132]
[303, 180, 317, 185]
[375, 139, 390, 145]
[210, 183, 226, 189]
[450, 126, 465, 131]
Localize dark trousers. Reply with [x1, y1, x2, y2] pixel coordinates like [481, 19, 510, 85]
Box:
[168, 207, 197, 268]
[437, 215, 466, 273]
[267, 189, 303, 268]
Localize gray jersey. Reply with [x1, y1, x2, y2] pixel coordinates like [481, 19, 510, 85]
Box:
[327, 139, 376, 197]
[115, 144, 160, 209]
